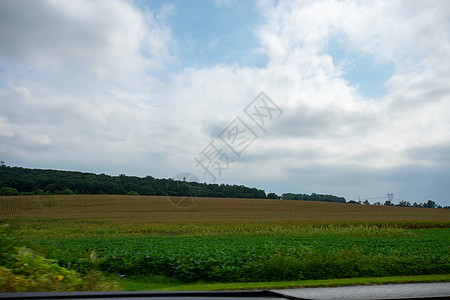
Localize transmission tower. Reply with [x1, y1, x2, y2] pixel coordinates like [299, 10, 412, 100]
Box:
[386, 193, 394, 202]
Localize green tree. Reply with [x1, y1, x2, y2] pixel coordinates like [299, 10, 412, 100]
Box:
[0, 187, 19, 196]
[267, 192, 279, 199]
[424, 200, 436, 208]
[55, 188, 75, 195]
[398, 201, 411, 207]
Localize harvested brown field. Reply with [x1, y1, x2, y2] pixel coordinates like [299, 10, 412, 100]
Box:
[1, 194, 449, 221]
[1, 195, 449, 237]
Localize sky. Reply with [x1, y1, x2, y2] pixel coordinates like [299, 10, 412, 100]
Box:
[0, 0, 449, 206]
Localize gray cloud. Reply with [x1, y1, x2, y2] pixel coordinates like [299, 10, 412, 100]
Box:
[0, 0, 175, 81]
[406, 144, 450, 164]
[270, 103, 380, 140]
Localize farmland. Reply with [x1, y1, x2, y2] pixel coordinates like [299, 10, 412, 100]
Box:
[1, 195, 449, 237]
[28, 230, 449, 283]
[1, 195, 449, 288]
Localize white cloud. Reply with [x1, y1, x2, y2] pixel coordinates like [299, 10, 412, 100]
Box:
[253, 0, 450, 151]
[0, 0, 175, 83]
[208, 38, 219, 50]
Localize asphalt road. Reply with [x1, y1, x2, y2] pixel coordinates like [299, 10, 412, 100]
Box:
[272, 282, 450, 299]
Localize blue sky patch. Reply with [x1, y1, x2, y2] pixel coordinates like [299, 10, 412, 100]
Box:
[140, 0, 267, 69]
[326, 38, 395, 99]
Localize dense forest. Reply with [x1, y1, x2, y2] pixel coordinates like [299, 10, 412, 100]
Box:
[0, 166, 267, 199]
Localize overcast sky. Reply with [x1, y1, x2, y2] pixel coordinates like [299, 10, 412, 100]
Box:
[1, 0, 449, 205]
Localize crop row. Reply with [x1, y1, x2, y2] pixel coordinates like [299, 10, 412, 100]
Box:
[28, 229, 450, 283]
[9, 217, 450, 238]
[0, 197, 44, 214]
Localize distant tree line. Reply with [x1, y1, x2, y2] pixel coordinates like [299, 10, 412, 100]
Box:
[349, 199, 448, 209]
[2, 165, 447, 208]
[281, 193, 346, 203]
[280, 192, 448, 209]
[0, 166, 266, 199]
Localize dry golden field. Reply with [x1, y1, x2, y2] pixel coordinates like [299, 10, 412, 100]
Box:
[1, 194, 449, 222]
[1, 195, 449, 237]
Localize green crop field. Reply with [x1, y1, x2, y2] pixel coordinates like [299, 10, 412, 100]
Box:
[1, 195, 449, 291]
[28, 230, 449, 283]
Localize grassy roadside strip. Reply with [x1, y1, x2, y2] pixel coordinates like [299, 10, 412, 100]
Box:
[118, 274, 450, 291]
